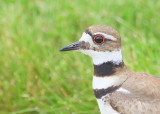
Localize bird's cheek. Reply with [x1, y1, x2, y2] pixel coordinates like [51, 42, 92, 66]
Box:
[79, 41, 91, 50]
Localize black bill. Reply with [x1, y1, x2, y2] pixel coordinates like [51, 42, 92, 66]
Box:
[59, 41, 81, 51]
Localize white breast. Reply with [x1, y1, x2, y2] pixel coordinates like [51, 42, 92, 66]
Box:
[93, 76, 120, 114]
[97, 99, 119, 114]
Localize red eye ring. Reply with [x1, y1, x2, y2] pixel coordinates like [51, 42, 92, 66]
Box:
[93, 35, 105, 44]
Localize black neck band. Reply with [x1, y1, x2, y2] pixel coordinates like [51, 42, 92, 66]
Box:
[94, 85, 121, 99]
[94, 61, 124, 76]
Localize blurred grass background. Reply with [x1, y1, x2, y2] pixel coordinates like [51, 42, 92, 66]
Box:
[0, 0, 160, 113]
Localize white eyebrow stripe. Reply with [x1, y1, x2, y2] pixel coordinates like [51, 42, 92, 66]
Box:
[94, 32, 117, 41]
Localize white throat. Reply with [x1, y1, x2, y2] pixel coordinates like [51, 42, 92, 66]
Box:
[80, 49, 122, 65]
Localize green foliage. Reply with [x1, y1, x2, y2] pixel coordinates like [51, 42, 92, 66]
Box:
[0, 0, 160, 113]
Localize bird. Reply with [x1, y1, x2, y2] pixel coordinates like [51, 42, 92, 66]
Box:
[60, 25, 160, 114]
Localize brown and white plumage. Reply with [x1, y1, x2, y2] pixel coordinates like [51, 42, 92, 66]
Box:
[60, 25, 160, 114]
[109, 71, 160, 114]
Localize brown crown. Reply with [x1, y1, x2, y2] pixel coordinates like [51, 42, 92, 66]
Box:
[86, 25, 121, 40]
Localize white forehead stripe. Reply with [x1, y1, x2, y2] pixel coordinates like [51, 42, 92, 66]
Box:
[93, 76, 118, 89]
[79, 32, 91, 42]
[94, 32, 117, 41]
[79, 32, 98, 47]
[80, 49, 122, 65]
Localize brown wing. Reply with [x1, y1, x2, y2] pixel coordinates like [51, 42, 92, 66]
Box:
[109, 92, 160, 114]
[108, 72, 160, 114]
[123, 72, 160, 99]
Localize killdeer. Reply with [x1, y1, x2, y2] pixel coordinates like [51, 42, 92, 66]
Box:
[60, 25, 160, 114]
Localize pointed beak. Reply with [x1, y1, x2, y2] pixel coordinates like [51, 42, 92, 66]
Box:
[59, 41, 81, 51]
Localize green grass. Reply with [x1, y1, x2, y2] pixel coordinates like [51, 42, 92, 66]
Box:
[0, 0, 160, 113]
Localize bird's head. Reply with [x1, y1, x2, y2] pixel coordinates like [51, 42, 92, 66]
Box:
[60, 25, 122, 65]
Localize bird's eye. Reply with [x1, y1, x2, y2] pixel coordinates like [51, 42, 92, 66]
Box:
[93, 35, 104, 44]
